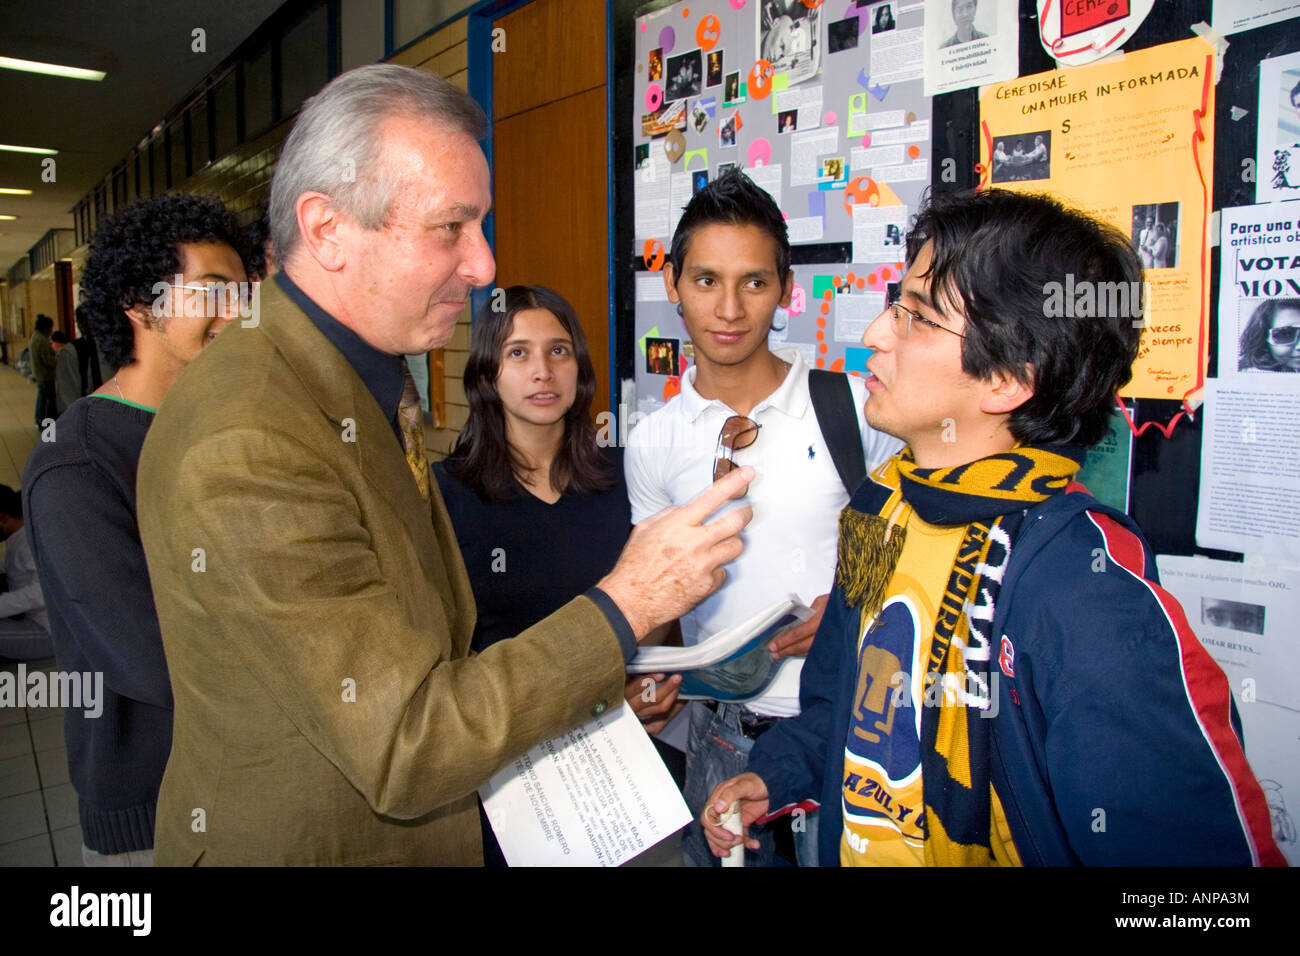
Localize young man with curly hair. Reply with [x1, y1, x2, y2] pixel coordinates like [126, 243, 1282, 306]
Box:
[701, 189, 1284, 867]
[22, 193, 250, 866]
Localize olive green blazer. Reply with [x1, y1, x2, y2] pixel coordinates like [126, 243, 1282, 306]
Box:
[137, 277, 626, 865]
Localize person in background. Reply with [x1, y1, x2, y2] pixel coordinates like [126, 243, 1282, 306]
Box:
[434, 285, 669, 865]
[30, 314, 58, 427]
[50, 330, 70, 353]
[55, 304, 113, 417]
[0, 484, 51, 662]
[23, 193, 250, 867]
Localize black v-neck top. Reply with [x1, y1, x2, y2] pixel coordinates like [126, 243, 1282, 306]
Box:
[433, 448, 632, 653]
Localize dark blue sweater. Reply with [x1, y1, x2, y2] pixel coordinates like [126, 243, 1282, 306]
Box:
[22, 395, 172, 854]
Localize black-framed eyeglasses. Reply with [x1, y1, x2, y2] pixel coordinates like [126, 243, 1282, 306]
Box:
[714, 415, 760, 481]
[883, 288, 965, 339]
[1268, 325, 1300, 347]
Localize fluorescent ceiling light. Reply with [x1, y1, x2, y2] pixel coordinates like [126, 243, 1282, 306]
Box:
[0, 55, 106, 82]
[0, 215, 18, 221]
[0, 144, 58, 156]
[0, 188, 33, 195]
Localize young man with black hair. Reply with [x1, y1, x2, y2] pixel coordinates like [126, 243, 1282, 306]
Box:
[626, 168, 901, 866]
[0, 483, 51, 661]
[702, 189, 1284, 866]
[22, 193, 250, 866]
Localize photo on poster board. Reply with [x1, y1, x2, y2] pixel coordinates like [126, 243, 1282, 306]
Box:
[707, 49, 724, 88]
[642, 99, 687, 137]
[758, 0, 822, 86]
[718, 113, 738, 148]
[645, 337, 680, 376]
[1237, 299, 1300, 374]
[1257, 50, 1300, 204]
[778, 108, 798, 133]
[925, 0, 1018, 95]
[1131, 202, 1180, 270]
[666, 48, 703, 100]
[1216, 203, 1300, 378]
[691, 100, 710, 133]
[939, 0, 991, 47]
[649, 47, 663, 82]
[872, 3, 897, 34]
[990, 131, 1050, 183]
[723, 70, 746, 106]
[829, 16, 861, 53]
[818, 156, 848, 188]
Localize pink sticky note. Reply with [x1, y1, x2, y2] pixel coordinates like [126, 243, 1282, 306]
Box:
[747, 137, 772, 167]
[824, 110, 837, 125]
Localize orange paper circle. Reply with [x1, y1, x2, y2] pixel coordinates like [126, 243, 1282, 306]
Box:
[908, 145, 921, 159]
[643, 239, 665, 271]
[747, 59, 775, 99]
[843, 176, 880, 217]
[696, 15, 721, 51]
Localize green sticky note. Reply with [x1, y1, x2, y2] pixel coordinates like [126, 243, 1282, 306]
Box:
[1076, 410, 1132, 512]
[812, 276, 836, 301]
[771, 72, 790, 112]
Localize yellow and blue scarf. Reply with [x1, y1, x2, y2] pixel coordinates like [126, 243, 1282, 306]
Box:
[836, 445, 1084, 865]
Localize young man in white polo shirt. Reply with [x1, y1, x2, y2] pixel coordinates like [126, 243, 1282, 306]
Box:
[626, 169, 901, 866]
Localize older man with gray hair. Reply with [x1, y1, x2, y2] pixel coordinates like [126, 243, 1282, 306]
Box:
[136, 64, 751, 865]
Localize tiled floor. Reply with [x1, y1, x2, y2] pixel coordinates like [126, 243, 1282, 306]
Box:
[0, 367, 81, 867]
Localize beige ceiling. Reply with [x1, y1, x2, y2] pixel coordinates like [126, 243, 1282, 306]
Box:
[0, 0, 288, 270]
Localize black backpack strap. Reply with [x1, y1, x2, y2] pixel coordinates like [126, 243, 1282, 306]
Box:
[808, 368, 866, 497]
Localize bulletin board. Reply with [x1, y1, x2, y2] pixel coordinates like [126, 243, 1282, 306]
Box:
[625, 0, 936, 412]
[610, 0, 1300, 867]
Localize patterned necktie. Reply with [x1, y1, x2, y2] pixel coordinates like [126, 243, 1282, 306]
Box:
[398, 363, 432, 507]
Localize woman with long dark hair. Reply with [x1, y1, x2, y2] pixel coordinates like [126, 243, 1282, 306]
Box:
[433, 285, 681, 864]
[1238, 298, 1300, 372]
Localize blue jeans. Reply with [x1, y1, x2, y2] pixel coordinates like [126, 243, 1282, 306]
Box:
[681, 701, 819, 867]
